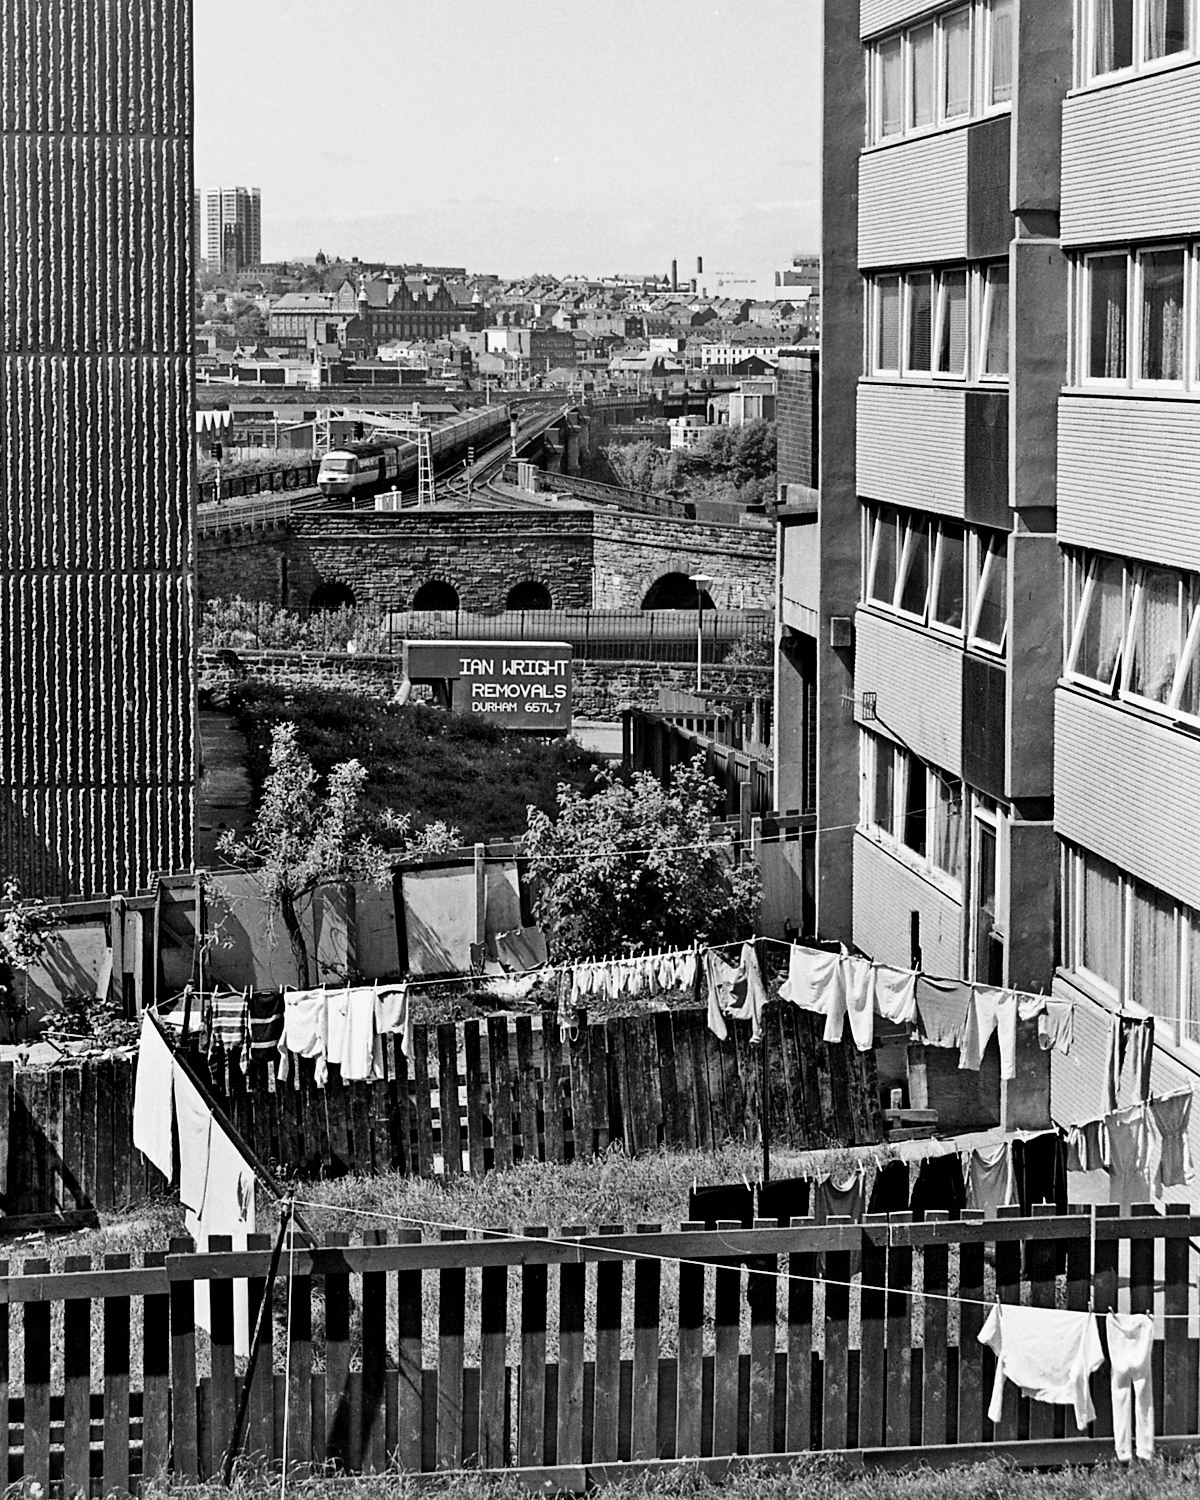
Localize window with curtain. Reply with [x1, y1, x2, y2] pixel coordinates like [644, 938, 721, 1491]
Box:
[981, 263, 1009, 376]
[876, 277, 901, 371]
[936, 270, 968, 376]
[1172, 591, 1200, 718]
[910, 23, 936, 128]
[1080, 852, 1123, 990]
[902, 757, 928, 856]
[1138, 248, 1185, 382]
[1093, 0, 1136, 73]
[988, 0, 1014, 102]
[1125, 565, 1182, 703]
[1146, 0, 1189, 57]
[872, 739, 896, 835]
[943, 8, 972, 117]
[879, 37, 904, 136]
[1071, 555, 1126, 684]
[897, 516, 930, 616]
[867, 508, 898, 605]
[1129, 881, 1179, 1023]
[932, 775, 963, 878]
[932, 523, 965, 630]
[906, 275, 933, 372]
[1087, 254, 1128, 380]
[971, 534, 1008, 649]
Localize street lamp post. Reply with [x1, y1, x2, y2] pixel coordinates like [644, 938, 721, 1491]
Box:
[690, 573, 713, 695]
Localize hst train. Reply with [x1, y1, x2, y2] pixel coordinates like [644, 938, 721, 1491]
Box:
[316, 404, 511, 499]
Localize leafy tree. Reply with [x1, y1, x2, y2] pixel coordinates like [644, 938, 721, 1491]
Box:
[602, 440, 680, 495]
[524, 756, 761, 963]
[0, 879, 60, 1035]
[218, 723, 453, 986]
[231, 298, 268, 344]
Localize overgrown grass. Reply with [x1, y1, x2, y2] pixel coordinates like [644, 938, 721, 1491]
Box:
[226, 683, 605, 847]
[149, 1454, 1200, 1498]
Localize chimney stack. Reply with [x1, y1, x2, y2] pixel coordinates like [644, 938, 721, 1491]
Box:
[671, 258, 678, 292]
[696, 255, 704, 275]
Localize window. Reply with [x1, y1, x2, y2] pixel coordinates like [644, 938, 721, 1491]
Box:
[935, 270, 968, 376]
[1083, 0, 1194, 79]
[906, 274, 933, 372]
[897, 515, 931, 616]
[1086, 254, 1128, 381]
[969, 532, 1008, 651]
[931, 523, 965, 630]
[1093, 0, 1135, 74]
[1080, 850, 1123, 992]
[980, 262, 1009, 377]
[875, 276, 901, 371]
[860, 732, 964, 888]
[1124, 565, 1183, 703]
[1067, 554, 1126, 686]
[986, 0, 1015, 104]
[867, 506, 899, 604]
[1138, 247, 1185, 382]
[910, 22, 937, 129]
[1171, 592, 1200, 719]
[1064, 843, 1200, 1044]
[878, 36, 905, 136]
[943, 8, 972, 117]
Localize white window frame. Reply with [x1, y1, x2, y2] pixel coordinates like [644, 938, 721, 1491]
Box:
[941, 5, 975, 121]
[871, 275, 903, 375]
[902, 271, 935, 376]
[981, 0, 1016, 110]
[929, 519, 967, 636]
[977, 260, 1010, 381]
[967, 793, 1008, 981]
[907, 19, 939, 133]
[1133, 242, 1189, 388]
[859, 731, 965, 895]
[894, 512, 931, 619]
[1065, 553, 1126, 690]
[967, 530, 1008, 654]
[1080, 250, 1132, 386]
[1119, 563, 1186, 708]
[933, 268, 970, 379]
[1168, 582, 1200, 723]
[1077, 0, 1197, 86]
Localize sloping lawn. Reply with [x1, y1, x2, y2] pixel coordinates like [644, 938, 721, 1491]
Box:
[226, 683, 605, 848]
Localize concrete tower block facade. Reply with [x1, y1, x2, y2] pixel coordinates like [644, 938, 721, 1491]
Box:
[0, 0, 195, 896]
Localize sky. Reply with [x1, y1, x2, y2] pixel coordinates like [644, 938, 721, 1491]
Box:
[195, 0, 822, 278]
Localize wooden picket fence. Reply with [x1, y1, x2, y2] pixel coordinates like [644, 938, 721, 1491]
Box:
[4, 1205, 1200, 1494]
[0, 1004, 882, 1215]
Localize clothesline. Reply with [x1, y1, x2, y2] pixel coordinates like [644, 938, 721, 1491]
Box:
[285, 1194, 1199, 1317]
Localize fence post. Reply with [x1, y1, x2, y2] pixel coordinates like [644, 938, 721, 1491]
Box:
[474, 843, 487, 950]
[739, 779, 752, 854]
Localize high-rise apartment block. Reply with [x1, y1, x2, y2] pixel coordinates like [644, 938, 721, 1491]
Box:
[0, 0, 195, 896]
[780, 1, 1200, 1152]
[205, 185, 261, 273]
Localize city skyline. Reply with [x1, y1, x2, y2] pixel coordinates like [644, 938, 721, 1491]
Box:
[194, 0, 821, 276]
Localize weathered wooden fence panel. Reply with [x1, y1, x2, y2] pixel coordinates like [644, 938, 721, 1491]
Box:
[0, 1007, 882, 1215]
[0, 1208, 1197, 1492]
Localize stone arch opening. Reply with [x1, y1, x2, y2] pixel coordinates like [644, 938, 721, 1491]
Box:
[506, 580, 553, 610]
[411, 578, 461, 611]
[309, 581, 356, 613]
[641, 572, 715, 610]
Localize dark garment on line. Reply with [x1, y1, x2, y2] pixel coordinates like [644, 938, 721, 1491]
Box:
[757, 1176, 811, 1225]
[909, 1153, 966, 1220]
[1012, 1131, 1068, 1216]
[249, 990, 284, 1053]
[689, 1183, 754, 1227]
[867, 1159, 911, 1216]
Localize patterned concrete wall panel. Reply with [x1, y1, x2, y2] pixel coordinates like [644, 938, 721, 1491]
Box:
[1, 0, 194, 895]
[1058, 395, 1200, 572]
[856, 382, 966, 516]
[859, 0, 941, 39]
[1055, 688, 1200, 912]
[852, 831, 965, 974]
[855, 609, 964, 773]
[859, 133, 969, 267]
[1062, 66, 1200, 245]
[0, 0, 191, 136]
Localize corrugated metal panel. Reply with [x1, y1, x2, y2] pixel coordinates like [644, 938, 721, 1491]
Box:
[0, 0, 194, 897]
[1055, 689, 1200, 911]
[859, 133, 969, 267]
[852, 831, 965, 973]
[856, 383, 966, 515]
[1061, 67, 1200, 245]
[856, 609, 964, 772]
[859, 0, 944, 40]
[1058, 396, 1200, 571]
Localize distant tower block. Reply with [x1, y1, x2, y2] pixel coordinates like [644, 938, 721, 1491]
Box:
[671, 259, 678, 291]
[697, 255, 704, 275]
[0, 0, 195, 895]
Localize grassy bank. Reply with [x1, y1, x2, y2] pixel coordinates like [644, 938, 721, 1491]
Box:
[225, 683, 604, 847]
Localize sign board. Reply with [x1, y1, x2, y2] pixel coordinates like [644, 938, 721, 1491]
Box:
[405, 640, 572, 732]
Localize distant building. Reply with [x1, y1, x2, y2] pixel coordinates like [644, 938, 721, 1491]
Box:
[206, 186, 262, 272]
[269, 275, 477, 354]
